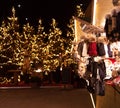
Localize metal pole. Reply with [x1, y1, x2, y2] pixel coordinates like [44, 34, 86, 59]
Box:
[89, 93, 96, 108]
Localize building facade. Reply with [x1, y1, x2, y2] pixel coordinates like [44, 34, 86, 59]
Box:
[93, 0, 118, 28]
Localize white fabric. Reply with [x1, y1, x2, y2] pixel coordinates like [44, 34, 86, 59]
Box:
[82, 43, 88, 57]
[104, 44, 109, 58]
[111, 41, 120, 51]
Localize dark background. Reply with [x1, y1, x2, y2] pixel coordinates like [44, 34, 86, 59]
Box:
[0, 0, 91, 28]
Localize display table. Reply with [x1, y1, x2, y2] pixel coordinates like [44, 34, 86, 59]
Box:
[96, 84, 120, 108]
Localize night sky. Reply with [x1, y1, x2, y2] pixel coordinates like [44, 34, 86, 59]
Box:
[0, 0, 91, 29]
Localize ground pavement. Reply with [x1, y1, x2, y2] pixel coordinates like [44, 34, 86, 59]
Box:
[0, 87, 94, 108]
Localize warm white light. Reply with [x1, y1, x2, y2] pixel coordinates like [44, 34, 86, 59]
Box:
[18, 4, 21, 8]
[101, 21, 105, 28]
[25, 18, 28, 21]
[35, 69, 42, 73]
[74, 18, 77, 42]
[93, 0, 97, 25]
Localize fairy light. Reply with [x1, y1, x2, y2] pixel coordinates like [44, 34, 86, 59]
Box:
[0, 6, 75, 73]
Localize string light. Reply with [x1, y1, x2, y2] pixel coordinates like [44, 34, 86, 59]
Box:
[0, 6, 76, 75]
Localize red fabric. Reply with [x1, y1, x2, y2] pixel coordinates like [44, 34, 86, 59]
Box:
[105, 80, 114, 86]
[88, 42, 97, 56]
[108, 58, 116, 64]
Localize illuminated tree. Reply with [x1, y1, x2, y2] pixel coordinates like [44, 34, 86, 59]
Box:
[66, 16, 75, 51]
[75, 4, 85, 18]
[21, 22, 34, 52]
[31, 19, 47, 69]
[62, 16, 76, 64]
[0, 7, 22, 64]
[44, 18, 63, 71]
[20, 22, 35, 73]
[0, 6, 82, 73]
[0, 21, 9, 63]
[0, 21, 6, 53]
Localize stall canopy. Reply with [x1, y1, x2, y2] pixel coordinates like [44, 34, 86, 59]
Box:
[74, 17, 104, 34]
[74, 17, 104, 41]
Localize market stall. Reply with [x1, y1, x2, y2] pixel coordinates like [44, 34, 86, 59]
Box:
[73, 16, 120, 108]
